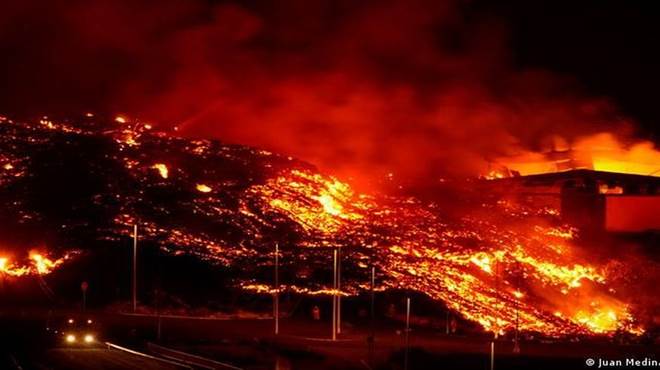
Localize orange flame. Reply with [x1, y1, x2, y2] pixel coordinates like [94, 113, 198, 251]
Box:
[488, 133, 660, 177]
[152, 163, 169, 179]
[196, 184, 213, 193]
[0, 251, 70, 276]
[245, 168, 643, 336]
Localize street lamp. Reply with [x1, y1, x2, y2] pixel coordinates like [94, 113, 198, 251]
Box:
[274, 242, 280, 335]
[332, 248, 338, 341]
[132, 223, 138, 313]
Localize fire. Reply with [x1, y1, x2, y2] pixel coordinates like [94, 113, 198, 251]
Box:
[1, 115, 648, 338]
[245, 168, 643, 336]
[248, 169, 367, 234]
[315, 194, 344, 216]
[152, 163, 169, 179]
[470, 253, 493, 274]
[30, 252, 63, 274]
[488, 133, 660, 177]
[0, 251, 69, 276]
[114, 116, 127, 123]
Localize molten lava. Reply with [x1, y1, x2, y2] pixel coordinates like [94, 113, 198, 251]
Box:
[247, 168, 643, 336]
[152, 163, 169, 179]
[196, 183, 212, 193]
[0, 114, 649, 338]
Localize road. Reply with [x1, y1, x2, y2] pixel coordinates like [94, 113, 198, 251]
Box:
[0, 314, 187, 370]
[2, 310, 659, 370]
[39, 348, 184, 370]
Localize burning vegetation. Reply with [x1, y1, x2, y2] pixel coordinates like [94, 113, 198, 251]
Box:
[0, 114, 652, 337]
[0, 251, 71, 277]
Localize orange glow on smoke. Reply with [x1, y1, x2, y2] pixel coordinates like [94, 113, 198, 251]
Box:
[488, 133, 660, 178]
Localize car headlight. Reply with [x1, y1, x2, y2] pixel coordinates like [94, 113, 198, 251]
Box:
[84, 334, 95, 343]
[66, 334, 76, 343]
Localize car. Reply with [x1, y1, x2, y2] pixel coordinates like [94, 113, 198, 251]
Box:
[47, 315, 100, 346]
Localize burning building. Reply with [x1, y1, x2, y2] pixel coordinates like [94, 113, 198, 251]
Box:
[483, 169, 660, 233]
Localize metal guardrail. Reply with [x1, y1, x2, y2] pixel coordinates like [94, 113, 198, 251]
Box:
[147, 342, 244, 370]
[105, 342, 192, 369]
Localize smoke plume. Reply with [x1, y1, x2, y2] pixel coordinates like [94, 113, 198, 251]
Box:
[0, 0, 634, 188]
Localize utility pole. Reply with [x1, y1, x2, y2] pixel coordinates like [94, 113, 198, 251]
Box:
[155, 287, 162, 342]
[132, 224, 138, 313]
[490, 341, 495, 370]
[337, 247, 341, 334]
[513, 261, 521, 354]
[491, 260, 499, 370]
[368, 265, 376, 367]
[274, 242, 280, 335]
[446, 311, 450, 335]
[81, 281, 88, 313]
[404, 297, 411, 370]
[332, 248, 338, 340]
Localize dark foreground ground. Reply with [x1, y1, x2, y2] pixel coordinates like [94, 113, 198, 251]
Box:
[1, 309, 658, 370]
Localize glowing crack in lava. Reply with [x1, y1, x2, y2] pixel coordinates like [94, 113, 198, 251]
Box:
[249, 170, 368, 235]
[247, 168, 643, 336]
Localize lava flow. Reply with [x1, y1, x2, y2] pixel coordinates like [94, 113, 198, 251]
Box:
[0, 114, 648, 338]
[247, 168, 644, 337]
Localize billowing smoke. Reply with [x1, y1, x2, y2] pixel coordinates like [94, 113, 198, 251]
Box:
[0, 0, 633, 188]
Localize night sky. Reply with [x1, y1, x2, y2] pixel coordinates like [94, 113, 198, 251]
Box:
[482, 1, 660, 141]
[1, 0, 658, 183]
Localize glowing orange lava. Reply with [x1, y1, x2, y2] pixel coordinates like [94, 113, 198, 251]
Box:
[152, 163, 169, 179]
[196, 184, 212, 193]
[245, 168, 644, 336]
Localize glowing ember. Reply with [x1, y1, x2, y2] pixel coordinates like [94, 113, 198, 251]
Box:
[152, 163, 169, 179]
[196, 184, 212, 193]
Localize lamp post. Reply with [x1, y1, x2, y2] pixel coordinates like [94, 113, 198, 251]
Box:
[132, 224, 138, 313]
[513, 261, 521, 354]
[332, 248, 338, 341]
[368, 265, 376, 366]
[274, 242, 280, 335]
[404, 297, 411, 370]
[337, 247, 342, 334]
[491, 260, 500, 370]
